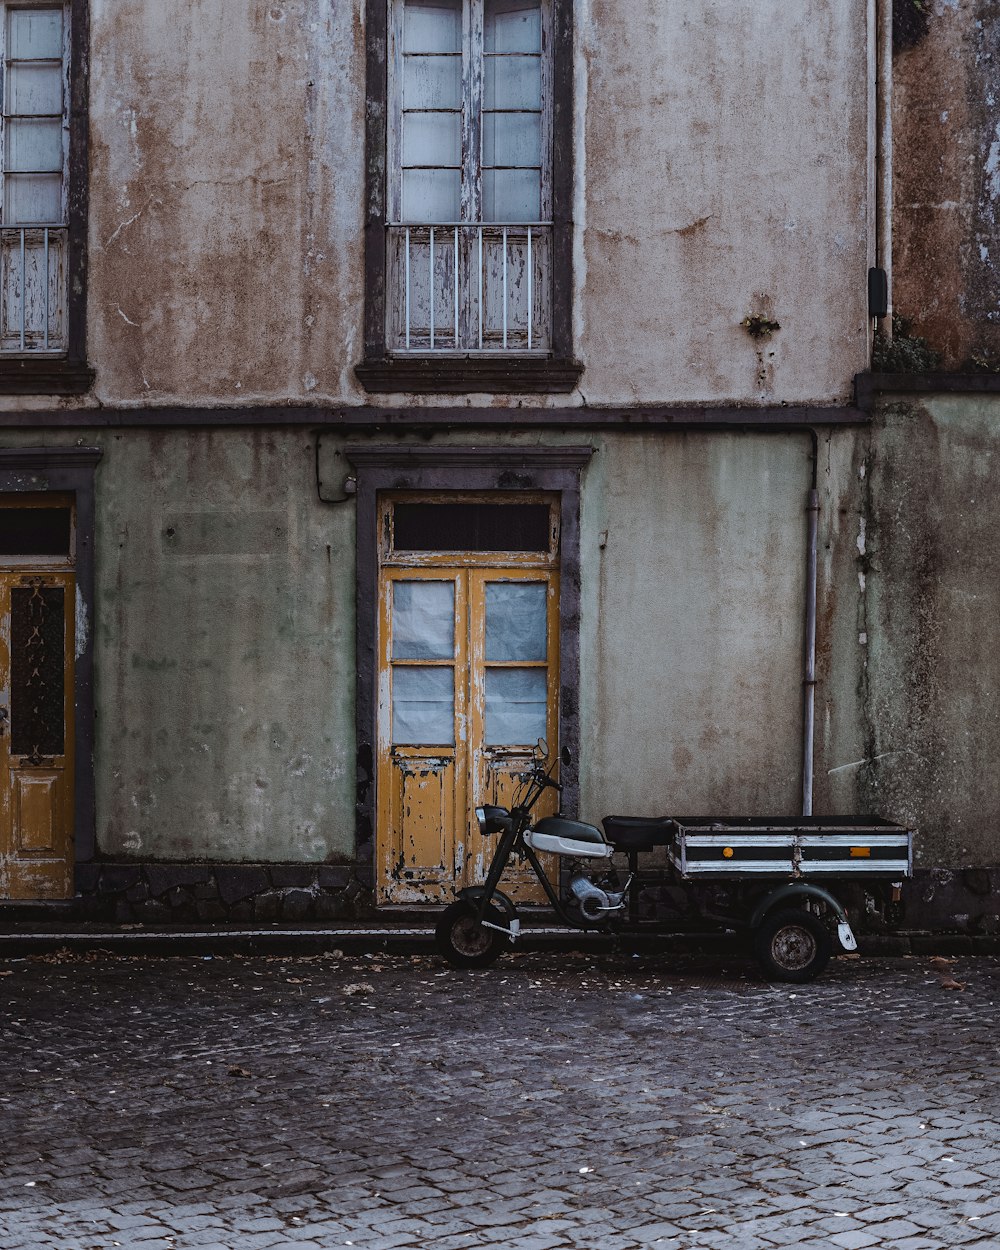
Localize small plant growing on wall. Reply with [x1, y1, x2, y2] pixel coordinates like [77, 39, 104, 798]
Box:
[872, 313, 941, 372]
[741, 313, 781, 340]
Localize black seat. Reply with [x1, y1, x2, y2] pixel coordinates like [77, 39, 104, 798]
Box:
[602, 815, 673, 852]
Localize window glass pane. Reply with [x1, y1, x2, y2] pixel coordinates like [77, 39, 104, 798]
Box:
[484, 55, 541, 111]
[483, 168, 540, 222]
[4, 172, 61, 223]
[6, 64, 63, 116]
[484, 0, 541, 53]
[393, 581, 455, 659]
[403, 54, 461, 110]
[393, 666, 455, 745]
[485, 582, 547, 661]
[8, 9, 63, 59]
[483, 112, 540, 168]
[6, 119, 63, 173]
[393, 503, 551, 552]
[0, 508, 71, 555]
[403, 0, 461, 54]
[402, 168, 460, 221]
[485, 668, 547, 745]
[403, 111, 461, 168]
[10, 585, 64, 757]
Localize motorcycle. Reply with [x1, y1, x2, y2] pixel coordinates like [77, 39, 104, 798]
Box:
[435, 746, 914, 983]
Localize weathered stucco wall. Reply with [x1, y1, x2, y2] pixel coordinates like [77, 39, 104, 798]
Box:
[578, 433, 813, 822]
[893, 0, 1000, 367]
[859, 395, 1000, 866]
[81, 0, 873, 408]
[578, 0, 873, 405]
[90, 429, 357, 861]
[88, 0, 367, 405]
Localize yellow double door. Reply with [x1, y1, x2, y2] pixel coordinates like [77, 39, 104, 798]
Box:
[0, 570, 75, 899]
[377, 565, 559, 904]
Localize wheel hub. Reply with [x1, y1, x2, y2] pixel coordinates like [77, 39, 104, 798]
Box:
[451, 914, 493, 958]
[771, 923, 817, 972]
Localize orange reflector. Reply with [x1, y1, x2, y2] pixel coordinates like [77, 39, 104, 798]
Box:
[723, 847, 734, 858]
[850, 847, 871, 858]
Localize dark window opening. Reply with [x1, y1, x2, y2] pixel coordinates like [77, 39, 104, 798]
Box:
[393, 502, 551, 552]
[0, 507, 72, 555]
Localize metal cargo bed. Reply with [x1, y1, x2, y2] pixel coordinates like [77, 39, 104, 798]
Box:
[667, 816, 913, 880]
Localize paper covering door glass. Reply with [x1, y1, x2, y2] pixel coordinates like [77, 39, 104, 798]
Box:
[485, 581, 546, 661]
[485, 667, 547, 744]
[393, 666, 455, 744]
[392, 581, 455, 659]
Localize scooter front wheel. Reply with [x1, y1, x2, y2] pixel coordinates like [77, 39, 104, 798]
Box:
[436, 900, 507, 969]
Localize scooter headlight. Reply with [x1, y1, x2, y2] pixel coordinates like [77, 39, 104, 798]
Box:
[475, 806, 487, 835]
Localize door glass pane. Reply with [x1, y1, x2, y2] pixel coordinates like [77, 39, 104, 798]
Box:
[392, 581, 455, 659]
[8, 9, 63, 60]
[393, 666, 455, 744]
[7, 64, 63, 116]
[6, 119, 64, 173]
[483, 55, 541, 111]
[403, 55, 461, 110]
[485, 668, 546, 745]
[11, 585, 64, 756]
[484, 0, 541, 53]
[403, 0, 461, 53]
[485, 582, 547, 661]
[483, 112, 541, 168]
[403, 111, 461, 168]
[4, 172, 61, 223]
[483, 168, 540, 222]
[402, 168, 461, 222]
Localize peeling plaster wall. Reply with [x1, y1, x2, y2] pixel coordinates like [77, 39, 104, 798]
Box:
[574, 0, 873, 404]
[91, 429, 357, 860]
[578, 433, 813, 822]
[893, 0, 1000, 366]
[88, 0, 366, 405]
[80, 0, 872, 408]
[859, 396, 1000, 866]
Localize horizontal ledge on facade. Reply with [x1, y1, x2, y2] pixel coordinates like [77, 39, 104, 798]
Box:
[0, 357, 94, 395]
[0, 403, 867, 430]
[354, 355, 585, 394]
[855, 370, 1000, 408]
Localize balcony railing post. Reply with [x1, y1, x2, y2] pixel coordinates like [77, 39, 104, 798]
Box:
[404, 226, 411, 350]
[19, 230, 26, 352]
[429, 227, 435, 351]
[527, 227, 533, 351]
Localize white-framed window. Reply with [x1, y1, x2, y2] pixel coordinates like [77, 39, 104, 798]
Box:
[0, 2, 68, 353]
[386, 0, 552, 353]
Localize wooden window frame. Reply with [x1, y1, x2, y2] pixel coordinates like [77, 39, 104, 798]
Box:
[357, 0, 582, 394]
[345, 444, 592, 876]
[0, 0, 92, 394]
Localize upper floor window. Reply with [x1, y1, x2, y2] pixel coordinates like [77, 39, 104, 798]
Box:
[358, 0, 581, 393]
[0, 1, 89, 391]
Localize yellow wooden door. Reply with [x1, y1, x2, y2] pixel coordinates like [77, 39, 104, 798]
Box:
[0, 572, 75, 899]
[376, 564, 559, 904]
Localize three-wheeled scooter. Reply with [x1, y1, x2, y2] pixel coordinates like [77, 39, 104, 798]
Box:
[435, 749, 914, 982]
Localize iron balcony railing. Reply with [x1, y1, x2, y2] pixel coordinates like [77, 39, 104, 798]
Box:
[0, 225, 67, 354]
[387, 222, 551, 353]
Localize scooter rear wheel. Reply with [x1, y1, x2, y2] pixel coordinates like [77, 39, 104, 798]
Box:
[436, 900, 507, 969]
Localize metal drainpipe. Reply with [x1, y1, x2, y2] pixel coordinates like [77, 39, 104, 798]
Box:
[875, 0, 893, 336]
[802, 436, 819, 818]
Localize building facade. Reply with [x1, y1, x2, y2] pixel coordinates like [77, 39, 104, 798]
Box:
[0, 0, 996, 933]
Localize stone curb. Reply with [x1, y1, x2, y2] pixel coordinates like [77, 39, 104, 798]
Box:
[0, 924, 997, 959]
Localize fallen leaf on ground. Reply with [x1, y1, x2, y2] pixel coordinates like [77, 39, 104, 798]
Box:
[343, 982, 375, 995]
[929, 956, 956, 969]
[937, 975, 967, 991]
[228, 1065, 252, 1078]
[286, 977, 308, 984]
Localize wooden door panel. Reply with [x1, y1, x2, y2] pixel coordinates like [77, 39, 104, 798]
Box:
[13, 771, 60, 852]
[383, 752, 457, 902]
[0, 570, 74, 901]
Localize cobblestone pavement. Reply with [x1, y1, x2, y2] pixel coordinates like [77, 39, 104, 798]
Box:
[1, 946, 999, 1250]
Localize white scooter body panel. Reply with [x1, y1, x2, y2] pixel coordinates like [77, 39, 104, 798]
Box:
[524, 828, 614, 859]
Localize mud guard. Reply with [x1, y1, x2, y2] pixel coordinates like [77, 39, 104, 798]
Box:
[458, 885, 518, 923]
[750, 883, 857, 952]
